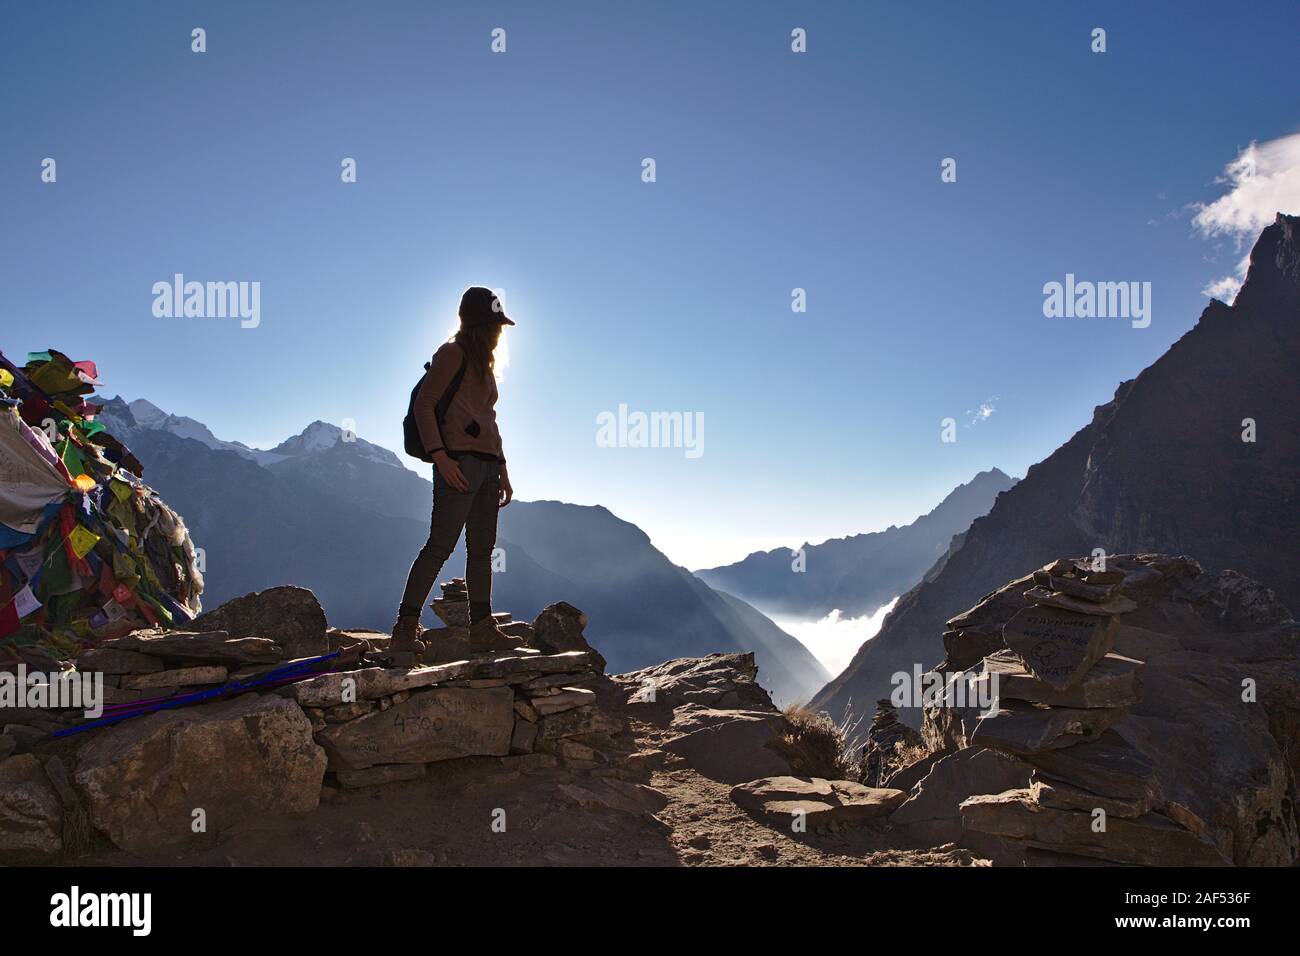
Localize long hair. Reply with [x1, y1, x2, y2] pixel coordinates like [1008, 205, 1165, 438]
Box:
[452, 322, 502, 381]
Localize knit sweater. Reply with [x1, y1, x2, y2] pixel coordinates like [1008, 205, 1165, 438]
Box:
[412, 342, 505, 463]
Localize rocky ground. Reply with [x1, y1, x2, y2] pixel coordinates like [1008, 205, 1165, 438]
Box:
[11, 553, 1293, 868]
[67, 645, 978, 868]
[72, 739, 978, 868]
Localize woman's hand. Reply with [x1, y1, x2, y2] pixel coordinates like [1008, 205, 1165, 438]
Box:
[499, 464, 514, 507]
[432, 451, 469, 491]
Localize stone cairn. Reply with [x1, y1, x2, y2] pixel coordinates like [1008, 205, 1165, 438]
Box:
[0, 587, 628, 862]
[430, 578, 470, 627]
[429, 577, 514, 631]
[860, 699, 923, 787]
[924, 559, 1223, 864]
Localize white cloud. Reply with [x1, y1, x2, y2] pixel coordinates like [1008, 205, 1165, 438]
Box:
[964, 397, 997, 428]
[1193, 132, 1300, 301]
[772, 597, 899, 678]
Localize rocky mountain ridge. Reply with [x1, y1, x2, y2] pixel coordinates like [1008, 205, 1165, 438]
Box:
[697, 468, 1015, 620]
[814, 213, 1300, 727]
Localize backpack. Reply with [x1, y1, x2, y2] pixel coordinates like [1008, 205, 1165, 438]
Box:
[403, 355, 467, 461]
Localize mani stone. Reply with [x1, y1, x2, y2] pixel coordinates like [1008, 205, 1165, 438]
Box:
[731, 776, 906, 827]
[1001, 605, 1119, 690]
[1024, 730, 1162, 803]
[315, 686, 515, 770]
[967, 700, 1128, 756]
[1023, 587, 1139, 617]
[959, 790, 1227, 866]
[976, 650, 1143, 708]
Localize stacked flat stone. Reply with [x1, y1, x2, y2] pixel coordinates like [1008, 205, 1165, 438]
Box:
[0, 598, 627, 863]
[937, 560, 1223, 864]
[296, 644, 626, 788]
[860, 699, 924, 787]
[430, 578, 470, 627]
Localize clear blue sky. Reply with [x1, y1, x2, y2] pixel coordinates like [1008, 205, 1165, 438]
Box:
[3, 1, 1297, 569]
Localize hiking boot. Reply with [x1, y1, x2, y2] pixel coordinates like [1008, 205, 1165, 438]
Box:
[389, 614, 427, 656]
[468, 617, 519, 655]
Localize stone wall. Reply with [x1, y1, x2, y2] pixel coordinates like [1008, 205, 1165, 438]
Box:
[0, 595, 629, 862]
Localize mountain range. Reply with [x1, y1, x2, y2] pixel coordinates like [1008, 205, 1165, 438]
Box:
[95, 400, 832, 704]
[812, 212, 1300, 727]
[697, 468, 1015, 620]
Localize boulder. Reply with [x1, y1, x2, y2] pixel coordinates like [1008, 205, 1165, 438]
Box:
[315, 686, 514, 770]
[960, 789, 1228, 866]
[191, 585, 328, 660]
[0, 755, 63, 863]
[883, 751, 943, 794]
[614, 653, 777, 712]
[890, 747, 1033, 831]
[73, 694, 326, 853]
[661, 710, 791, 784]
[532, 602, 605, 670]
[731, 776, 905, 827]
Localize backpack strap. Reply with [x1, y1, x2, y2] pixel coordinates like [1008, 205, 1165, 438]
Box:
[434, 355, 469, 429]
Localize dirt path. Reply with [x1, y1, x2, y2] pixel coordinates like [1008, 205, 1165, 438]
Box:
[75, 716, 978, 868]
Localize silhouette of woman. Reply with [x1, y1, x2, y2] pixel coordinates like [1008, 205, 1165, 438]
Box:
[393, 286, 516, 657]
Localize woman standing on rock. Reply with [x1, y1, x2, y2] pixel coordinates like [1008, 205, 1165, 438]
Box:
[393, 286, 517, 658]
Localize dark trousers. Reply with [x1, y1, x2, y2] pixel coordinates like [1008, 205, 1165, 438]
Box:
[399, 455, 501, 618]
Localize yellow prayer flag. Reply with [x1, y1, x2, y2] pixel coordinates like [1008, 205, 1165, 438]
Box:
[74, 473, 97, 492]
[68, 524, 100, 558]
